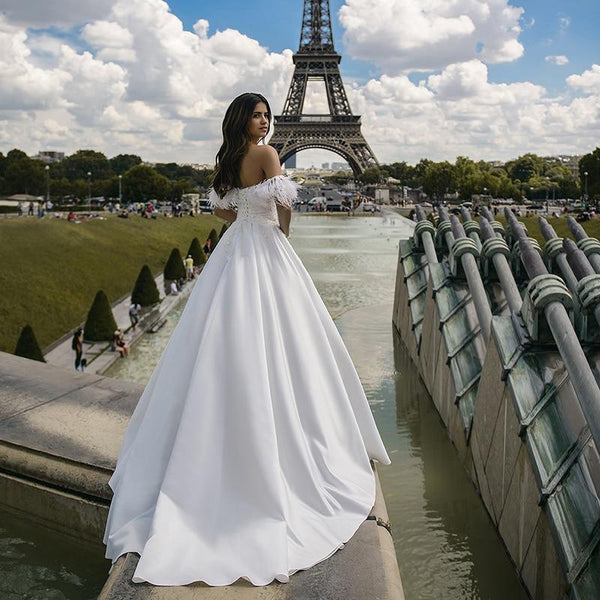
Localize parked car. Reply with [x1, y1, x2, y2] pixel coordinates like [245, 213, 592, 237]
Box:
[198, 199, 213, 213]
[362, 202, 380, 212]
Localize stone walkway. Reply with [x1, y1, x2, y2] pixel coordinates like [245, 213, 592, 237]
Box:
[44, 271, 198, 375]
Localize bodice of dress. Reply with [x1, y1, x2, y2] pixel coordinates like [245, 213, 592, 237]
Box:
[208, 175, 299, 226]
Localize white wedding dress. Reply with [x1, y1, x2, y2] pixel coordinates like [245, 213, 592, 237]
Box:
[103, 175, 391, 586]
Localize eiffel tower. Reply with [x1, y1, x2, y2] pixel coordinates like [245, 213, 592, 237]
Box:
[269, 0, 379, 175]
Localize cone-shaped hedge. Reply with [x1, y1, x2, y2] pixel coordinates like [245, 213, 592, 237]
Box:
[131, 264, 160, 306]
[164, 247, 186, 281]
[219, 223, 228, 240]
[14, 324, 45, 362]
[84, 290, 118, 341]
[187, 237, 206, 266]
[209, 228, 219, 250]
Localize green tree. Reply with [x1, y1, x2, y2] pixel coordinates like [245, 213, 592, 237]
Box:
[209, 228, 219, 250]
[358, 167, 383, 184]
[84, 290, 118, 342]
[454, 156, 482, 200]
[71, 179, 89, 201]
[219, 223, 228, 239]
[131, 264, 160, 306]
[50, 177, 72, 200]
[384, 161, 418, 187]
[14, 325, 45, 362]
[63, 150, 111, 181]
[506, 153, 544, 183]
[187, 237, 206, 266]
[164, 248, 186, 281]
[579, 148, 600, 201]
[122, 165, 170, 201]
[110, 154, 142, 174]
[4, 157, 45, 195]
[422, 161, 457, 200]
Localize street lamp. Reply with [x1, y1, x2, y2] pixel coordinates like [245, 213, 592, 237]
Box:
[87, 171, 92, 212]
[118, 174, 122, 205]
[45, 165, 50, 204]
[584, 171, 589, 203]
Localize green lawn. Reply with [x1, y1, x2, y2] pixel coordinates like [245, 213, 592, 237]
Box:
[0, 213, 224, 354]
[494, 214, 600, 247]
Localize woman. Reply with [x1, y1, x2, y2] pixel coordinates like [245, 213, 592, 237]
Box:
[103, 92, 391, 587]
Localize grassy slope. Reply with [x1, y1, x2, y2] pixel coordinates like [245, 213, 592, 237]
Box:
[1, 212, 599, 355]
[495, 215, 600, 247]
[0, 214, 223, 353]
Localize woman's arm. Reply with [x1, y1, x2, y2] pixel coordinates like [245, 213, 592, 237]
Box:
[276, 203, 291, 237]
[260, 146, 291, 236]
[214, 207, 237, 222]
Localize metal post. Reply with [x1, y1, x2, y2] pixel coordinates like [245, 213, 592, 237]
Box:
[479, 218, 522, 313]
[480, 206, 494, 222]
[459, 206, 482, 252]
[563, 238, 600, 330]
[45, 165, 50, 204]
[450, 215, 492, 343]
[567, 216, 600, 273]
[437, 206, 456, 250]
[538, 217, 579, 293]
[507, 216, 600, 453]
[415, 205, 438, 264]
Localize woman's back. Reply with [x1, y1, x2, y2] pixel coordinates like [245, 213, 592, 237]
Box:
[238, 144, 282, 189]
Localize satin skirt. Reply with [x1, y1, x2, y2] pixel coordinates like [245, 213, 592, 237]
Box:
[103, 217, 391, 586]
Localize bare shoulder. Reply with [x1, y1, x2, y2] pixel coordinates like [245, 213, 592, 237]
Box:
[252, 144, 281, 177]
[248, 144, 279, 159]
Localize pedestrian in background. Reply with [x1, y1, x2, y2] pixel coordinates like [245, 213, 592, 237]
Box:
[72, 328, 83, 370]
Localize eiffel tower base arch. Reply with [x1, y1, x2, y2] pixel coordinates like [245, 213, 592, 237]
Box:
[270, 120, 378, 176]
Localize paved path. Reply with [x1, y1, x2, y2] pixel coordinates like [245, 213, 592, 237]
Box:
[44, 271, 198, 375]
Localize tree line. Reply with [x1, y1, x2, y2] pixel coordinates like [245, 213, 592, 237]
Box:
[2, 146, 598, 203]
[329, 148, 600, 202]
[0, 149, 213, 203]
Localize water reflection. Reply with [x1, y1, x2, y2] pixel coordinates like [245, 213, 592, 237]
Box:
[336, 303, 527, 600]
[0, 510, 106, 600]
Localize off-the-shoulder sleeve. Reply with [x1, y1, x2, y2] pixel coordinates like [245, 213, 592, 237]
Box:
[208, 188, 236, 209]
[265, 175, 300, 209]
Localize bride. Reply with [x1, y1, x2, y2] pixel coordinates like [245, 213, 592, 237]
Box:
[103, 92, 391, 587]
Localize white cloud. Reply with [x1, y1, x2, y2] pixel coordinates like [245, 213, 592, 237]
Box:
[559, 16, 571, 32]
[567, 64, 600, 94]
[339, 0, 525, 73]
[0, 0, 119, 28]
[545, 55, 569, 66]
[0, 0, 597, 168]
[81, 20, 136, 62]
[0, 17, 69, 111]
[343, 59, 599, 163]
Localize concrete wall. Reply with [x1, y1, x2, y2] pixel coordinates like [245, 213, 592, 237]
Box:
[0, 351, 404, 598]
[392, 244, 572, 600]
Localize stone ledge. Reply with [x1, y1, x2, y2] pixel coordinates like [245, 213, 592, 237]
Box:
[98, 476, 403, 600]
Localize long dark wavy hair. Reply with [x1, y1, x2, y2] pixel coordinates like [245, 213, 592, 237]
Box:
[211, 92, 272, 197]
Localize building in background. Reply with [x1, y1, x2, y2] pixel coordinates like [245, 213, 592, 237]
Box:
[35, 151, 65, 163]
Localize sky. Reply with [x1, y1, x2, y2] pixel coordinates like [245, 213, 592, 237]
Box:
[0, 0, 598, 168]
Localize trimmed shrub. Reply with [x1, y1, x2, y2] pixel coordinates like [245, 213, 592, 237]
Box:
[164, 247, 186, 280]
[84, 290, 118, 341]
[219, 223, 228, 240]
[209, 228, 219, 250]
[131, 264, 160, 306]
[187, 237, 206, 266]
[14, 324, 45, 362]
